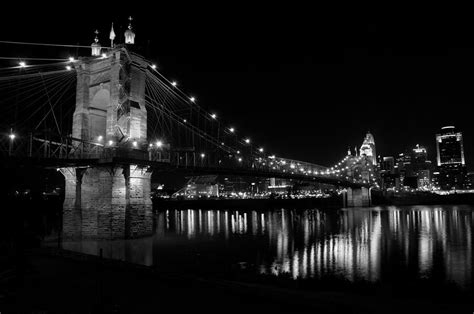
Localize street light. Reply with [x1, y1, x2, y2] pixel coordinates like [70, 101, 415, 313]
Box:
[258, 147, 264, 153]
[244, 138, 250, 144]
[8, 131, 15, 156]
[156, 140, 163, 147]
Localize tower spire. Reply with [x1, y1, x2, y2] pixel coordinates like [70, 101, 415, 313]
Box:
[91, 29, 101, 56]
[109, 23, 116, 48]
[124, 16, 136, 44]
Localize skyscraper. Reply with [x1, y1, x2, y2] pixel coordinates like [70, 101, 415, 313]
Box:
[436, 126, 465, 166]
[359, 132, 377, 165]
[435, 126, 466, 190]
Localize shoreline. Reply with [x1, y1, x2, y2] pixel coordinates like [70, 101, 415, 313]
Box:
[152, 192, 474, 210]
[153, 196, 343, 209]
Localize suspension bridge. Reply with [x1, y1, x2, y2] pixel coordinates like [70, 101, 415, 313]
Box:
[0, 24, 377, 238]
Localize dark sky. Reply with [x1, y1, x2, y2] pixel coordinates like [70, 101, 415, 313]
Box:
[1, 6, 473, 168]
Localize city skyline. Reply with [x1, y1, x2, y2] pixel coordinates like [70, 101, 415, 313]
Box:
[1, 8, 473, 168]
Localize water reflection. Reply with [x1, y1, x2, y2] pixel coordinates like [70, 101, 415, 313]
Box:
[61, 205, 473, 288]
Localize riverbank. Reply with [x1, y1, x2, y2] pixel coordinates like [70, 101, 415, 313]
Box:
[153, 196, 343, 210]
[154, 192, 474, 210]
[373, 191, 474, 206]
[1, 247, 471, 313]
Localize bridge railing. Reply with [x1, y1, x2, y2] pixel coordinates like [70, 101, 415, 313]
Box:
[0, 133, 173, 163]
[1, 133, 369, 185]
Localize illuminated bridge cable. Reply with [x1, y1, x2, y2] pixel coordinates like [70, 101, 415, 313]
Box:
[146, 68, 272, 159]
[0, 62, 73, 74]
[0, 56, 70, 62]
[0, 69, 72, 81]
[145, 79, 236, 155]
[145, 71, 236, 150]
[0, 68, 76, 134]
[0, 40, 112, 49]
[32, 75, 76, 130]
[0, 73, 73, 118]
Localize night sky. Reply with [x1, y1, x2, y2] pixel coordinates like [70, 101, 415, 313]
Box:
[1, 6, 473, 169]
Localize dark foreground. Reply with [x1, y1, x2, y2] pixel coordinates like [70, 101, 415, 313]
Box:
[1, 248, 472, 314]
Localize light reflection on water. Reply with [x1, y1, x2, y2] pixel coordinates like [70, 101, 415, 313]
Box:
[61, 205, 473, 288]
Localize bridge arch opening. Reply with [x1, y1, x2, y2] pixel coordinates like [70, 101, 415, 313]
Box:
[89, 86, 110, 141]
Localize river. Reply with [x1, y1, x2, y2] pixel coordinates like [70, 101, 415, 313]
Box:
[60, 205, 473, 291]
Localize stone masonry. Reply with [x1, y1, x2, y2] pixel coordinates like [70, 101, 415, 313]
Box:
[61, 46, 152, 239]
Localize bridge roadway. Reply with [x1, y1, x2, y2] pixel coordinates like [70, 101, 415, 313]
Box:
[1, 135, 370, 188]
[2, 155, 369, 189]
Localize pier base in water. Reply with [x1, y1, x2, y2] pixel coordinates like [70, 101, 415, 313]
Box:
[59, 164, 153, 239]
[344, 187, 372, 207]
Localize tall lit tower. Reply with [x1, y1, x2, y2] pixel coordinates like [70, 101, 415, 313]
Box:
[435, 126, 466, 190]
[436, 126, 465, 166]
[359, 131, 377, 165]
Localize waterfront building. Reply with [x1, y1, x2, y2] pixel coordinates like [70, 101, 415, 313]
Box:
[379, 156, 399, 189]
[359, 132, 377, 165]
[435, 126, 467, 190]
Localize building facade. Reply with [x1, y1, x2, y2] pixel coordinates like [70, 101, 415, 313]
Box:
[435, 126, 466, 190]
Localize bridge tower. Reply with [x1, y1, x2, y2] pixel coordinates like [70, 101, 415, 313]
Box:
[60, 44, 153, 239]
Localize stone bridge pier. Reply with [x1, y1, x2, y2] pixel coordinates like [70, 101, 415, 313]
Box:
[60, 164, 153, 239]
[343, 187, 372, 207]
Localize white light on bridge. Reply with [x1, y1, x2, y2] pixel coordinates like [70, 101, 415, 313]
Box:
[66, 66, 72, 71]
[156, 140, 163, 147]
[101, 53, 107, 58]
[237, 150, 240, 154]
[9, 133, 15, 140]
[238, 157, 242, 162]
[200, 153, 205, 158]
[244, 138, 250, 144]
[190, 97, 196, 102]
[132, 141, 138, 147]
[108, 140, 114, 146]
[19, 61, 26, 68]
[149, 143, 153, 147]
[151, 64, 157, 70]
[97, 135, 103, 142]
[69, 57, 75, 62]
[258, 147, 264, 153]
[171, 81, 178, 87]
[211, 113, 217, 119]
[183, 119, 187, 123]
[229, 127, 235, 133]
